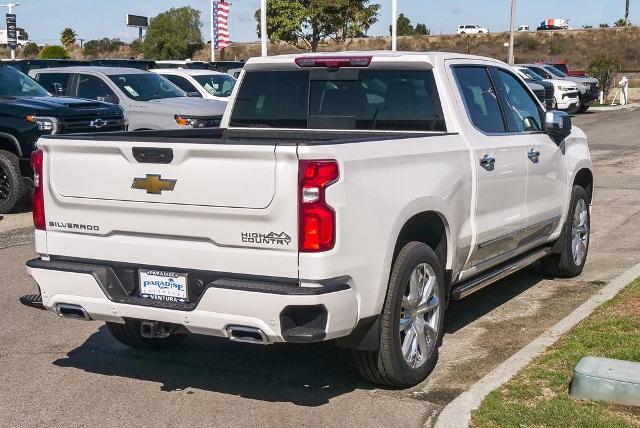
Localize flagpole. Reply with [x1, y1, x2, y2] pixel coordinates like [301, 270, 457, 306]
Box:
[210, 0, 216, 61]
[261, 0, 267, 56]
[391, 0, 397, 51]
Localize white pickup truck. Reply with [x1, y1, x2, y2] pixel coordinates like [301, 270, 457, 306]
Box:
[24, 52, 594, 387]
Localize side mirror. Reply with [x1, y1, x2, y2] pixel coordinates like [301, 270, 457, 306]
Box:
[544, 110, 572, 144]
[52, 82, 65, 96]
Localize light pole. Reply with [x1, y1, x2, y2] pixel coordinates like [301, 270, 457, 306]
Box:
[260, 0, 267, 56]
[625, 0, 630, 25]
[0, 2, 19, 60]
[391, 0, 398, 51]
[508, 0, 516, 64]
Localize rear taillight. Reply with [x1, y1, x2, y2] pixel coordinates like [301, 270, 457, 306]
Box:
[294, 56, 372, 69]
[299, 160, 339, 252]
[31, 150, 45, 231]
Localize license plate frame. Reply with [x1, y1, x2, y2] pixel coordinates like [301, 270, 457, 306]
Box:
[138, 269, 189, 303]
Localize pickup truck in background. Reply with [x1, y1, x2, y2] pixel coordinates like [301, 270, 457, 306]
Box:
[30, 67, 227, 131]
[514, 65, 579, 112]
[0, 64, 125, 214]
[23, 52, 594, 387]
[547, 62, 587, 78]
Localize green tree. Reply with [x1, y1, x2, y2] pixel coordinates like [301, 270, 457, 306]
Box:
[60, 28, 77, 46]
[21, 42, 40, 58]
[414, 23, 430, 36]
[614, 18, 631, 27]
[587, 57, 618, 98]
[83, 38, 123, 58]
[143, 7, 204, 59]
[255, 0, 379, 52]
[39, 45, 70, 59]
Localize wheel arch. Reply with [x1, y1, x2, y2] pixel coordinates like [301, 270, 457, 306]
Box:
[573, 168, 594, 203]
[0, 133, 22, 157]
[394, 210, 451, 272]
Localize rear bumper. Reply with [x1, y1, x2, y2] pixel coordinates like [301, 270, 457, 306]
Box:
[26, 258, 359, 344]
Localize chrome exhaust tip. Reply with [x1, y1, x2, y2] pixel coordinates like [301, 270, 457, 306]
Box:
[55, 304, 91, 321]
[226, 325, 269, 345]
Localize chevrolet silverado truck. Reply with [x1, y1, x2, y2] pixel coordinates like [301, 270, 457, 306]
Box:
[0, 64, 125, 213]
[23, 52, 594, 387]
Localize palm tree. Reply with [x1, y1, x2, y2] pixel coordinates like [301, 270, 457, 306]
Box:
[60, 28, 77, 46]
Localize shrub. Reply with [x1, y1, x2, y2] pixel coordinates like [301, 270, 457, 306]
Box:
[515, 35, 539, 52]
[21, 42, 40, 58]
[587, 57, 618, 98]
[39, 45, 70, 59]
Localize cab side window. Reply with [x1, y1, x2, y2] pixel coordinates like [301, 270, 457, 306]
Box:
[164, 75, 200, 96]
[453, 66, 506, 134]
[35, 73, 70, 96]
[494, 68, 543, 132]
[75, 74, 119, 104]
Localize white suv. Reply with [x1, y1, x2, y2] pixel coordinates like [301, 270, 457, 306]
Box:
[152, 69, 237, 102]
[457, 25, 489, 34]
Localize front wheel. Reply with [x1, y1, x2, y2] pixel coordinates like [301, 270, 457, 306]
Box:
[578, 104, 590, 113]
[542, 185, 590, 278]
[0, 150, 27, 214]
[353, 242, 445, 387]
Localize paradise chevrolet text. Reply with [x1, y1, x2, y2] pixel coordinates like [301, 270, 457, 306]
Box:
[23, 52, 594, 387]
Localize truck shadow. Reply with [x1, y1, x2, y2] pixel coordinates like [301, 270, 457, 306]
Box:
[52, 327, 370, 406]
[445, 265, 546, 334]
[52, 266, 546, 404]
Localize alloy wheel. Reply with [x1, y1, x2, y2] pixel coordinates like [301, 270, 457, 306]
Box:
[571, 199, 589, 265]
[399, 263, 441, 369]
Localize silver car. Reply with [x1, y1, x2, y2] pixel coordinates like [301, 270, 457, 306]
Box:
[30, 67, 226, 130]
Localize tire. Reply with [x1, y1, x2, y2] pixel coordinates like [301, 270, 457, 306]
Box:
[0, 150, 27, 214]
[106, 319, 186, 350]
[542, 185, 590, 278]
[353, 242, 446, 387]
[577, 104, 590, 113]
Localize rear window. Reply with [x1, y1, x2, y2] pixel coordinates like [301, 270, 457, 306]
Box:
[230, 69, 446, 131]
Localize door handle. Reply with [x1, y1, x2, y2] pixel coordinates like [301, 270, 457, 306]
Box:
[479, 155, 496, 171]
[527, 149, 541, 163]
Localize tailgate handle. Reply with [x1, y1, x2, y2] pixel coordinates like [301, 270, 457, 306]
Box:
[132, 147, 174, 164]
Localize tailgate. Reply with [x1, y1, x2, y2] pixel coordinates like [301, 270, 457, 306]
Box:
[39, 137, 300, 279]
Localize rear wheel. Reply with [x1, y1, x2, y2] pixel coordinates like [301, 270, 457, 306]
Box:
[353, 242, 445, 387]
[106, 319, 186, 350]
[542, 185, 590, 278]
[0, 150, 27, 214]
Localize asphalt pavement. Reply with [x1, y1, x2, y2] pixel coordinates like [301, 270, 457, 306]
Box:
[1, 107, 639, 427]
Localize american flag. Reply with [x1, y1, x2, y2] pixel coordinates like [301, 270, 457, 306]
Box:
[213, 0, 231, 50]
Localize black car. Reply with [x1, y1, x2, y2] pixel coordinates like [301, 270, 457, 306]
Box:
[89, 59, 158, 70]
[6, 59, 92, 75]
[0, 65, 126, 213]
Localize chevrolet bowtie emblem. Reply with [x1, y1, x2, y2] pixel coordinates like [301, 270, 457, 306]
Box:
[131, 174, 177, 194]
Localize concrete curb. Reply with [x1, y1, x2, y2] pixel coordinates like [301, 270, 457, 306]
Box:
[434, 263, 640, 428]
[589, 103, 640, 112]
[0, 226, 34, 249]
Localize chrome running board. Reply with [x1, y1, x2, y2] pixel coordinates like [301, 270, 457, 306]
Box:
[450, 247, 552, 300]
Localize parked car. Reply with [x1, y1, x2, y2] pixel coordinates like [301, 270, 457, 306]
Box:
[0, 64, 125, 213]
[155, 60, 213, 70]
[30, 67, 226, 131]
[209, 61, 245, 73]
[5, 59, 91, 74]
[23, 52, 593, 388]
[517, 25, 530, 32]
[89, 59, 158, 71]
[520, 64, 598, 113]
[545, 62, 586, 78]
[514, 66, 577, 112]
[152, 69, 236, 102]
[457, 25, 489, 34]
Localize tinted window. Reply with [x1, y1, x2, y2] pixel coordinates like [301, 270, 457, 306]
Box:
[453, 66, 506, 134]
[495, 69, 543, 132]
[109, 73, 186, 101]
[230, 71, 309, 128]
[163, 75, 200, 94]
[527, 66, 552, 79]
[0, 66, 49, 97]
[230, 69, 446, 131]
[544, 66, 567, 78]
[75, 74, 118, 103]
[35, 73, 70, 95]
[193, 74, 236, 97]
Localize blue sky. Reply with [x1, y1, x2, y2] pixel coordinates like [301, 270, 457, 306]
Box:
[11, 0, 637, 44]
